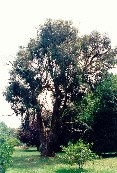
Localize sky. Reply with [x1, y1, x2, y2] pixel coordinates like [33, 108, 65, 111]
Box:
[0, 0, 117, 128]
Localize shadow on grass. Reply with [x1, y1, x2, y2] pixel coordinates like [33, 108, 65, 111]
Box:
[12, 156, 49, 168]
[18, 149, 38, 152]
[11, 150, 92, 172]
[55, 167, 90, 173]
[101, 152, 117, 158]
[11, 152, 64, 170]
[15, 147, 38, 152]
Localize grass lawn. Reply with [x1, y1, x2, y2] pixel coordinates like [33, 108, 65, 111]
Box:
[6, 148, 117, 173]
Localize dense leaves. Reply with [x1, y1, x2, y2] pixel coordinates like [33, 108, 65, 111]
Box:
[76, 74, 117, 153]
[90, 74, 117, 153]
[61, 140, 98, 168]
[0, 137, 14, 172]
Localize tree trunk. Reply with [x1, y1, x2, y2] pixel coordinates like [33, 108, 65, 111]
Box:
[40, 93, 62, 157]
[39, 128, 55, 157]
[36, 95, 60, 157]
[36, 106, 55, 157]
[36, 145, 40, 151]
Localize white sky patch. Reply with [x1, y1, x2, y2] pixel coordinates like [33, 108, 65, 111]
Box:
[0, 0, 117, 127]
[0, 115, 21, 128]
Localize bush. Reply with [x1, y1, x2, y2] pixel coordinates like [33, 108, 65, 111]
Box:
[0, 137, 14, 172]
[61, 139, 98, 168]
[7, 137, 21, 148]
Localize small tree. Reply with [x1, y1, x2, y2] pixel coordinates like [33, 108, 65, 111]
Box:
[61, 140, 98, 168]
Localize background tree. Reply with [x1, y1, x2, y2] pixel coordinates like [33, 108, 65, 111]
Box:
[4, 19, 117, 156]
[0, 122, 10, 138]
[18, 119, 40, 150]
[90, 74, 117, 153]
[0, 122, 17, 139]
[77, 74, 117, 154]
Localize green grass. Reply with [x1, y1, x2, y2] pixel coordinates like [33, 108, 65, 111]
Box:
[6, 148, 117, 173]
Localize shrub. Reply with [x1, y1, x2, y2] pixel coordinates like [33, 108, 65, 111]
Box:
[0, 137, 14, 172]
[7, 137, 21, 148]
[61, 139, 98, 168]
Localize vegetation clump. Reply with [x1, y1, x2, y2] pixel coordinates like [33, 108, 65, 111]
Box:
[61, 140, 98, 168]
[0, 137, 14, 172]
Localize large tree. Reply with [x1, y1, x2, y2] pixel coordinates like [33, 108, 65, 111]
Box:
[4, 19, 117, 156]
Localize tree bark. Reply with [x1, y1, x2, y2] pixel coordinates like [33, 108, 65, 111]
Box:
[39, 128, 55, 157]
[36, 106, 55, 157]
[36, 91, 62, 157]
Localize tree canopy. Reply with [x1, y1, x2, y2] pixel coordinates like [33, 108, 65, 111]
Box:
[4, 19, 117, 156]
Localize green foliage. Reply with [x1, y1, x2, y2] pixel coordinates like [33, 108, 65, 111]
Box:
[0, 122, 10, 138]
[0, 137, 14, 172]
[90, 74, 117, 153]
[0, 122, 19, 172]
[77, 92, 100, 125]
[61, 140, 98, 168]
[7, 137, 21, 148]
[0, 122, 18, 139]
[76, 74, 117, 153]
